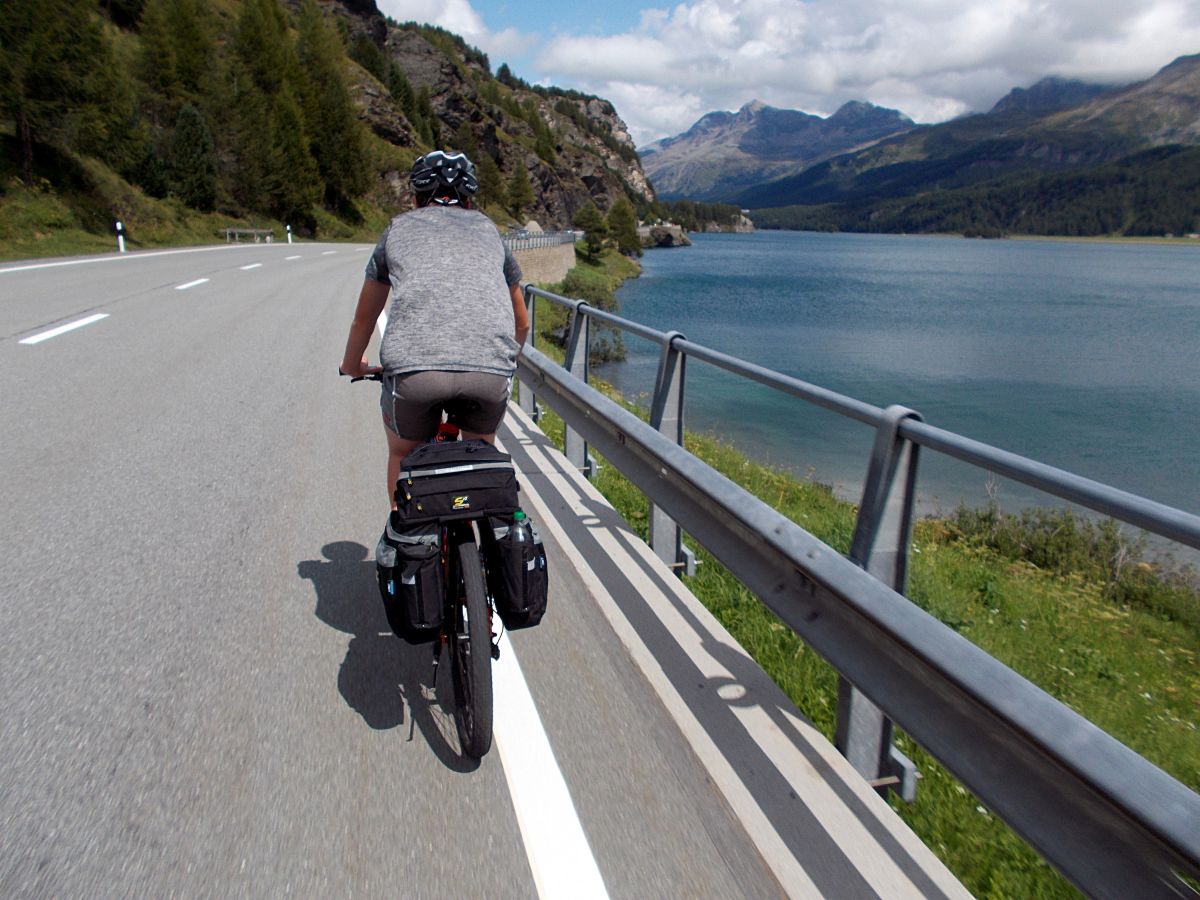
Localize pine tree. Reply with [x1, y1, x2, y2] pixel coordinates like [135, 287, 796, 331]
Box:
[507, 157, 535, 218]
[234, 0, 290, 95]
[416, 86, 437, 146]
[387, 62, 417, 123]
[169, 0, 215, 105]
[606, 197, 641, 256]
[573, 202, 606, 260]
[0, 0, 113, 181]
[267, 86, 322, 225]
[169, 104, 217, 211]
[350, 35, 387, 83]
[136, 0, 179, 112]
[453, 121, 479, 157]
[476, 153, 503, 208]
[296, 0, 367, 206]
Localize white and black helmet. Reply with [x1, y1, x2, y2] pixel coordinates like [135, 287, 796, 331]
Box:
[410, 150, 479, 202]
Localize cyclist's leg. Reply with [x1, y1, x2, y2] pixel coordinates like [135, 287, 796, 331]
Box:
[381, 372, 445, 509]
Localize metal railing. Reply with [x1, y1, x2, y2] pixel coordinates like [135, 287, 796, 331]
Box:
[501, 231, 578, 252]
[515, 283, 1200, 899]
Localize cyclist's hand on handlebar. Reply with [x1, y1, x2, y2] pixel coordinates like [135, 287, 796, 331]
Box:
[339, 357, 383, 381]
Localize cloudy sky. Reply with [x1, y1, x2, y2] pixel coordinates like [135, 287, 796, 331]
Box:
[376, 0, 1200, 146]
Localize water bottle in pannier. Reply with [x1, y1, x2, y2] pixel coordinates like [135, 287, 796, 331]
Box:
[484, 510, 548, 630]
[376, 516, 444, 643]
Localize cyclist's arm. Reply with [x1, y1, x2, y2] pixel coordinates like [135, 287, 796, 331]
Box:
[510, 283, 530, 349]
[340, 278, 389, 377]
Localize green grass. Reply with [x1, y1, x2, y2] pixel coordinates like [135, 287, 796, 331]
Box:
[0, 139, 389, 262]
[526, 264, 1199, 898]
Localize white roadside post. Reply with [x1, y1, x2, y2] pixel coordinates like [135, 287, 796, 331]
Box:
[286, 224, 293, 244]
[115, 220, 126, 254]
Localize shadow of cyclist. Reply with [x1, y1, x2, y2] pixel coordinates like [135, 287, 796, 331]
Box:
[297, 540, 479, 772]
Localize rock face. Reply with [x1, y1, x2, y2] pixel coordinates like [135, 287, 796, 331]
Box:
[639, 100, 914, 201]
[989, 77, 1110, 116]
[303, 0, 654, 227]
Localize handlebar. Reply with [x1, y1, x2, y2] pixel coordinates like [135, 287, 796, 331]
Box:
[338, 366, 383, 383]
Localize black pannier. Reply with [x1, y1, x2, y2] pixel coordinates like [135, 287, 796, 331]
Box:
[393, 440, 519, 524]
[483, 513, 548, 630]
[376, 517, 444, 644]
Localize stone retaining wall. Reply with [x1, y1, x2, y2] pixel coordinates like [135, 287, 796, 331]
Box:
[512, 242, 576, 286]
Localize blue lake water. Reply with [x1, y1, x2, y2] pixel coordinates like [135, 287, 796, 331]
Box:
[597, 231, 1200, 521]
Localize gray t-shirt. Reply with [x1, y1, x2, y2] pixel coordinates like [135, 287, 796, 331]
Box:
[366, 205, 523, 376]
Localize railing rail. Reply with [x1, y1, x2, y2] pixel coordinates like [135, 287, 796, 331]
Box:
[515, 283, 1200, 899]
[501, 231, 578, 252]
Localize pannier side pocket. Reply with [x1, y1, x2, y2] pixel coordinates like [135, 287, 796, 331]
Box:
[485, 515, 548, 630]
[377, 518, 443, 643]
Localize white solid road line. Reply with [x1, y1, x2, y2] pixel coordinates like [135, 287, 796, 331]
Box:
[0, 243, 267, 275]
[175, 278, 210, 290]
[239, 263, 262, 270]
[492, 630, 610, 900]
[19, 313, 109, 345]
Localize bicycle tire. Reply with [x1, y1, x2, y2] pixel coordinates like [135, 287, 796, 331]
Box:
[450, 537, 494, 759]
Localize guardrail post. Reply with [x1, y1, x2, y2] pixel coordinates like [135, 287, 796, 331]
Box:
[517, 285, 539, 421]
[562, 300, 597, 478]
[649, 332, 696, 576]
[836, 404, 923, 801]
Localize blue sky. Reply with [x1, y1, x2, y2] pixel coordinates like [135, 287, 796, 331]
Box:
[376, 0, 1200, 147]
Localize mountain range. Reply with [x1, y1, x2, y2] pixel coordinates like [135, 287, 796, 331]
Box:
[639, 54, 1200, 237]
[639, 100, 914, 201]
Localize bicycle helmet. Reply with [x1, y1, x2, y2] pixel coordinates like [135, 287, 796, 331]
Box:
[410, 150, 479, 204]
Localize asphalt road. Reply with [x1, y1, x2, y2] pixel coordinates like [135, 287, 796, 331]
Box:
[0, 243, 967, 899]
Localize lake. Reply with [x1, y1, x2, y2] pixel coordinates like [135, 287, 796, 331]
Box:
[597, 231, 1200, 523]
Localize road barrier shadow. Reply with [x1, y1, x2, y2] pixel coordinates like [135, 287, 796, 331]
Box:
[297, 540, 479, 773]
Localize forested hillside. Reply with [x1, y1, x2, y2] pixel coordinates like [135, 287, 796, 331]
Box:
[0, 0, 656, 255]
[750, 145, 1200, 237]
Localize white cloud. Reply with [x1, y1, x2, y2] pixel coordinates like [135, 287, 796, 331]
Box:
[534, 0, 1200, 145]
[375, 0, 533, 60]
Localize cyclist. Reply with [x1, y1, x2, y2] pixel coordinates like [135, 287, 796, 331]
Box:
[340, 150, 530, 509]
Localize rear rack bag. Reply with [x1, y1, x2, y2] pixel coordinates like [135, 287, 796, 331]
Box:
[393, 439, 519, 524]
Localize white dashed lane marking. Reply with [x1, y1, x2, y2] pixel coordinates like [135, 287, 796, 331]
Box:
[19, 313, 110, 345]
[176, 278, 209, 291]
[240, 263, 262, 270]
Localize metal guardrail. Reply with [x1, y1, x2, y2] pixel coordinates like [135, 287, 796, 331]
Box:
[223, 227, 276, 243]
[515, 283, 1200, 899]
[501, 231, 578, 252]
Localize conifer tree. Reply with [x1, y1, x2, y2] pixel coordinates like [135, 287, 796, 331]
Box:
[453, 121, 479, 158]
[606, 197, 641, 256]
[387, 62, 417, 123]
[136, 0, 179, 112]
[267, 86, 322, 224]
[296, 0, 367, 207]
[476, 153, 503, 209]
[416, 86, 438, 146]
[573, 202, 607, 260]
[169, 104, 217, 211]
[234, 0, 290, 95]
[0, 0, 113, 181]
[169, 0, 215, 105]
[507, 157, 535, 218]
[350, 35, 387, 83]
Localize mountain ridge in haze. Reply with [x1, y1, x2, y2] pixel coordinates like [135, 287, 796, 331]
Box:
[638, 99, 914, 201]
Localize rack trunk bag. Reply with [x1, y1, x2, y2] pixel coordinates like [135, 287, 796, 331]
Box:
[392, 440, 519, 524]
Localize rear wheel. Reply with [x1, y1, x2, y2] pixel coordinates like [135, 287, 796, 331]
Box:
[450, 536, 493, 758]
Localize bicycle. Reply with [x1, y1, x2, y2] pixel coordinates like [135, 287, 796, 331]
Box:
[343, 369, 496, 759]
